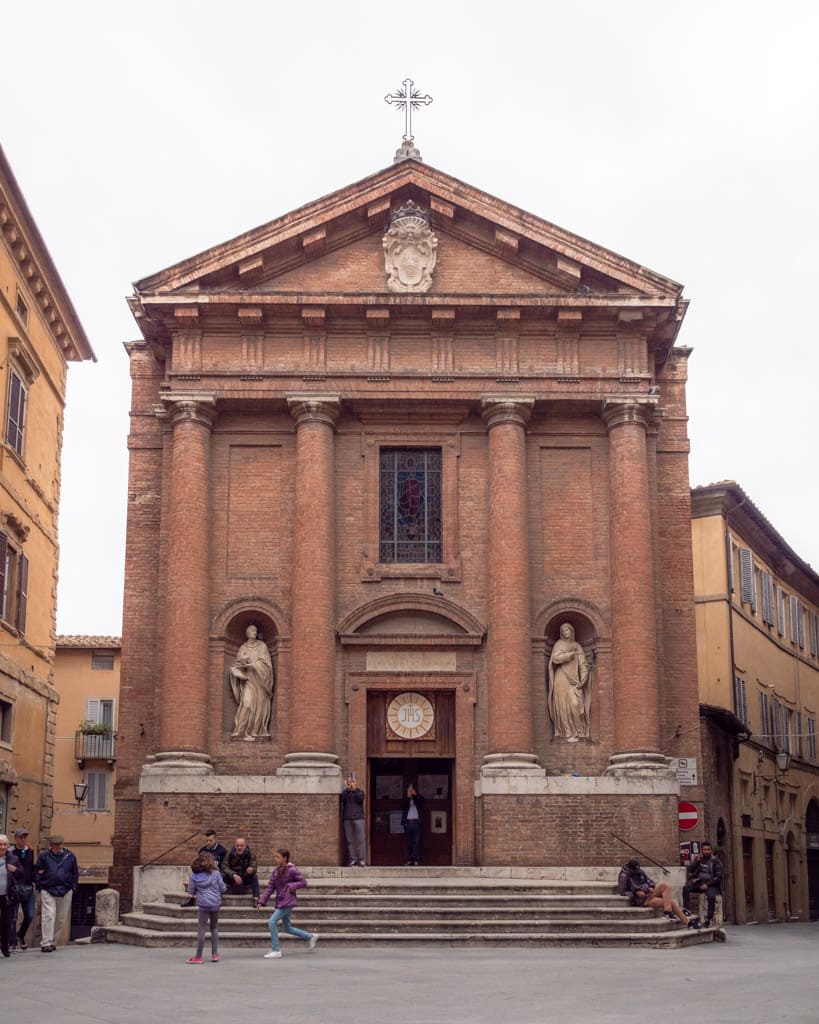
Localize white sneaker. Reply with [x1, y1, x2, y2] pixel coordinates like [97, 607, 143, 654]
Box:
[307, 933, 318, 951]
[263, 950, 282, 959]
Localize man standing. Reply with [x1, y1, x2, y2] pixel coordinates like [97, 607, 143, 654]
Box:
[6, 827, 36, 950]
[35, 834, 78, 952]
[340, 776, 366, 866]
[183, 829, 229, 906]
[225, 836, 259, 902]
[683, 841, 724, 927]
[401, 783, 425, 866]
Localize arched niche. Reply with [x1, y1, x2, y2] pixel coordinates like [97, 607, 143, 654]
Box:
[217, 608, 279, 741]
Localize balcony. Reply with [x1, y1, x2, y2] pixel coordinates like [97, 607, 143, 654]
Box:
[74, 731, 116, 766]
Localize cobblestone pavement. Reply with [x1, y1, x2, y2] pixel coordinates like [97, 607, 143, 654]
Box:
[3, 925, 818, 1024]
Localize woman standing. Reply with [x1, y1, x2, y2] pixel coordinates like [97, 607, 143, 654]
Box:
[185, 851, 226, 964]
[547, 622, 591, 742]
[257, 848, 317, 958]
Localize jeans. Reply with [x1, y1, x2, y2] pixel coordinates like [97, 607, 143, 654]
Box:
[41, 890, 73, 947]
[267, 907, 312, 952]
[10, 884, 36, 945]
[343, 818, 366, 864]
[683, 882, 720, 921]
[404, 820, 421, 863]
[195, 909, 219, 958]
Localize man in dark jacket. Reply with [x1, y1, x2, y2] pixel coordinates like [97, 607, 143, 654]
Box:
[400, 784, 425, 865]
[683, 842, 724, 926]
[6, 827, 36, 950]
[35, 834, 78, 952]
[225, 836, 259, 901]
[340, 776, 366, 866]
[183, 829, 229, 906]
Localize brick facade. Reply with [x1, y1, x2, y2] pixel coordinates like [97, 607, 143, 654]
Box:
[112, 158, 700, 907]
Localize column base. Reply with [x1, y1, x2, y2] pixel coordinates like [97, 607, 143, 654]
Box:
[276, 751, 342, 776]
[480, 752, 545, 777]
[604, 751, 675, 777]
[141, 751, 214, 780]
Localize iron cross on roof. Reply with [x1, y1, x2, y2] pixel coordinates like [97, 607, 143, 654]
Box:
[384, 78, 433, 141]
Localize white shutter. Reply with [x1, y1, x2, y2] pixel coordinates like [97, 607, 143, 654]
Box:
[85, 699, 101, 724]
[761, 573, 774, 625]
[739, 548, 756, 610]
[734, 675, 748, 725]
[790, 596, 800, 643]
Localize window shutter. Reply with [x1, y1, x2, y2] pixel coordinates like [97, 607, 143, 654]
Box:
[85, 699, 101, 724]
[797, 711, 804, 757]
[776, 586, 786, 637]
[0, 532, 7, 620]
[15, 552, 28, 635]
[761, 573, 774, 625]
[739, 548, 756, 609]
[734, 675, 748, 725]
[727, 539, 735, 593]
[798, 604, 806, 649]
[790, 595, 800, 643]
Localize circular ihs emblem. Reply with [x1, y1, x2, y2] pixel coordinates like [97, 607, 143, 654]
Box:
[387, 692, 435, 740]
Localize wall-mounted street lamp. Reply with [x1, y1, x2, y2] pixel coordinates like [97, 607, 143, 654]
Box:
[73, 782, 89, 808]
[775, 751, 792, 775]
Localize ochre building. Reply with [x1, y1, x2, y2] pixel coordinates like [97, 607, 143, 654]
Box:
[113, 153, 702, 905]
[0, 145, 94, 842]
[692, 482, 819, 923]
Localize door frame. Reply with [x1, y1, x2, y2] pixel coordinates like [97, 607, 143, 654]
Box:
[345, 672, 476, 865]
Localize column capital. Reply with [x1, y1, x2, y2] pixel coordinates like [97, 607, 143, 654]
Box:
[159, 392, 217, 429]
[480, 396, 534, 430]
[287, 394, 342, 429]
[601, 395, 657, 432]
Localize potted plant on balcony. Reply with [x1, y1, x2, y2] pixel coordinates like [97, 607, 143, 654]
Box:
[78, 720, 112, 735]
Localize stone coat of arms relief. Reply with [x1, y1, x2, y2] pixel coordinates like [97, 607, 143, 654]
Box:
[382, 200, 438, 292]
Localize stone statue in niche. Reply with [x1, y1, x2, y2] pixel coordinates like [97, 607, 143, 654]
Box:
[382, 200, 438, 293]
[229, 624, 274, 740]
[547, 622, 591, 742]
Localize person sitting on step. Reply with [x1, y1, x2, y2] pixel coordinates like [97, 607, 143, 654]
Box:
[617, 859, 689, 926]
[682, 842, 724, 928]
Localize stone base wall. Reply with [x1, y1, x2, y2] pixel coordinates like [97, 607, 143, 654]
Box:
[477, 792, 679, 866]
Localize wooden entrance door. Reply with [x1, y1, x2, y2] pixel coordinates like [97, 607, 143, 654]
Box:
[369, 757, 453, 865]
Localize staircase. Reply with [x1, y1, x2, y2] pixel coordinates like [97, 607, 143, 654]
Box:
[104, 867, 717, 948]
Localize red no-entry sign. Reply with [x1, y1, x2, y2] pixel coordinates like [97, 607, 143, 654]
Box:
[678, 800, 699, 832]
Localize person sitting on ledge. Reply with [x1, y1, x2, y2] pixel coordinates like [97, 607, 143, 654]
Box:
[225, 836, 260, 903]
[617, 859, 690, 926]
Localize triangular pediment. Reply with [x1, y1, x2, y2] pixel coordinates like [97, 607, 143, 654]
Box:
[133, 160, 683, 305]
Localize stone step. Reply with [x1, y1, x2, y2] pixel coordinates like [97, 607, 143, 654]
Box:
[145, 902, 644, 920]
[123, 911, 682, 934]
[103, 924, 717, 949]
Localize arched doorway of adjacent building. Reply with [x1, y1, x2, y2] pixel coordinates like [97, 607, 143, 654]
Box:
[806, 799, 819, 921]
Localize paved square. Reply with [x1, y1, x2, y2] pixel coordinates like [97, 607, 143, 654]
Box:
[3, 927, 817, 1024]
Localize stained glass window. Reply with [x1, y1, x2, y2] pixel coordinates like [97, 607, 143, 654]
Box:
[379, 448, 442, 563]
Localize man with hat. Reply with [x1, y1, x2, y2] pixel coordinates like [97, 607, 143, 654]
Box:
[34, 834, 78, 952]
[6, 827, 36, 951]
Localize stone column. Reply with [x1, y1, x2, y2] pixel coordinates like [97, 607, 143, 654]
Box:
[152, 394, 216, 773]
[480, 397, 542, 775]
[602, 397, 668, 774]
[280, 396, 342, 775]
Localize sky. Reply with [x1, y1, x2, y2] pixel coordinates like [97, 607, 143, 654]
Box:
[1, 1, 817, 636]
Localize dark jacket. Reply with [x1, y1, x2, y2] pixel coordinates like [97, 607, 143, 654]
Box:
[35, 847, 79, 897]
[617, 866, 654, 905]
[400, 793, 425, 827]
[340, 786, 365, 821]
[687, 854, 724, 890]
[258, 863, 307, 910]
[198, 842, 228, 871]
[7, 845, 36, 889]
[226, 845, 257, 878]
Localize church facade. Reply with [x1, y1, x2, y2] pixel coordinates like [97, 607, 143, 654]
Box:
[113, 154, 702, 905]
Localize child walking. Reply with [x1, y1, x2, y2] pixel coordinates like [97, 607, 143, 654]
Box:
[186, 851, 226, 964]
[256, 847, 318, 958]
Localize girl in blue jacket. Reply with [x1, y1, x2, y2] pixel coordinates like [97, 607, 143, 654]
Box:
[186, 851, 226, 963]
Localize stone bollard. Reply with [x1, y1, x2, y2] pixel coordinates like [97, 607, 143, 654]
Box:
[90, 888, 120, 941]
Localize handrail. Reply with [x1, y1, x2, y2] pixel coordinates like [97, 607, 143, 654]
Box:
[611, 832, 670, 876]
[140, 831, 201, 869]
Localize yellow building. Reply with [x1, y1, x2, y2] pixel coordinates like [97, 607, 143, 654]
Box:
[52, 636, 120, 935]
[692, 482, 819, 924]
[0, 145, 95, 843]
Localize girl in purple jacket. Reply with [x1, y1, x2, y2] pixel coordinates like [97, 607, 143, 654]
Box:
[256, 848, 317, 958]
[186, 851, 227, 964]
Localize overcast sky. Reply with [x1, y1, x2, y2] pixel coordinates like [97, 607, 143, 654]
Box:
[1, 1, 817, 636]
